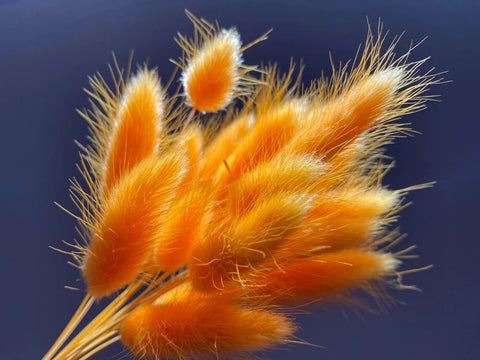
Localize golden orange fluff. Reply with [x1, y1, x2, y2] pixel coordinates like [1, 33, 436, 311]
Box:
[102, 68, 164, 196]
[226, 154, 326, 217]
[176, 11, 268, 113]
[247, 250, 399, 305]
[215, 102, 300, 188]
[82, 153, 186, 298]
[147, 192, 207, 273]
[287, 68, 404, 159]
[198, 113, 256, 181]
[278, 188, 400, 260]
[121, 285, 295, 359]
[189, 192, 313, 292]
[145, 127, 207, 273]
[182, 28, 242, 112]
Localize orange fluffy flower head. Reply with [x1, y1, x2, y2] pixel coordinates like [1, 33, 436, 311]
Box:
[176, 10, 268, 112]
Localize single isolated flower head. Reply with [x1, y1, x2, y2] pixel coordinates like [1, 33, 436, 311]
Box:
[43, 11, 442, 360]
[176, 10, 269, 112]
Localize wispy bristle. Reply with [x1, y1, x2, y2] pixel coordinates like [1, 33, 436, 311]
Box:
[148, 192, 207, 273]
[199, 113, 256, 181]
[288, 68, 404, 159]
[227, 154, 326, 217]
[217, 102, 301, 186]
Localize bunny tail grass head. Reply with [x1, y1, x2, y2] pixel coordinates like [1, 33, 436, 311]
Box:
[247, 250, 400, 305]
[101, 68, 165, 196]
[82, 152, 187, 298]
[121, 284, 296, 359]
[175, 10, 269, 112]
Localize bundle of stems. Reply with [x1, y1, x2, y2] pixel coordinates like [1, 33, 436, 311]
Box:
[43, 11, 440, 360]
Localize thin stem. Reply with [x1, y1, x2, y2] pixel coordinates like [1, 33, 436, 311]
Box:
[72, 330, 118, 360]
[78, 335, 121, 360]
[182, 108, 196, 131]
[47, 271, 184, 360]
[42, 295, 95, 360]
[51, 283, 142, 360]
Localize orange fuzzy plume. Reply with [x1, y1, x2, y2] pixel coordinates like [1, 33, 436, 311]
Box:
[82, 153, 186, 297]
[148, 192, 208, 272]
[249, 250, 399, 305]
[176, 11, 268, 112]
[217, 103, 300, 187]
[227, 154, 326, 216]
[289, 68, 403, 159]
[182, 28, 242, 112]
[199, 113, 255, 181]
[57, 14, 440, 360]
[190, 193, 312, 292]
[101, 69, 164, 195]
[279, 188, 399, 259]
[145, 128, 206, 272]
[121, 287, 295, 359]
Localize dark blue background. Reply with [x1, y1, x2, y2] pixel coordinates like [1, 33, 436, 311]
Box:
[0, 0, 478, 359]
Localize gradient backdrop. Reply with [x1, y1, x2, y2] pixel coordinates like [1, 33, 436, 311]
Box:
[0, 0, 478, 359]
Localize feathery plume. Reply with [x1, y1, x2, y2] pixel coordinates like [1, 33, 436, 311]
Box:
[288, 69, 404, 159]
[278, 188, 400, 260]
[102, 68, 164, 196]
[199, 113, 256, 181]
[176, 10, 268, 112]
[227, 154, 326, 217]
[247, 250, 400, 305]
[190, 193, 313, 291]
[215, 100, 301, 187]
[121, 284, 295, 359]
[82, 152, 186, 298]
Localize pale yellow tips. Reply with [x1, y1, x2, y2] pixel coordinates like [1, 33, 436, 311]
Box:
[82, 153, 186, 298]
[121, 292, 295, 359]
[102, 69, 164, 195]
[182, 28, 242, 112]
